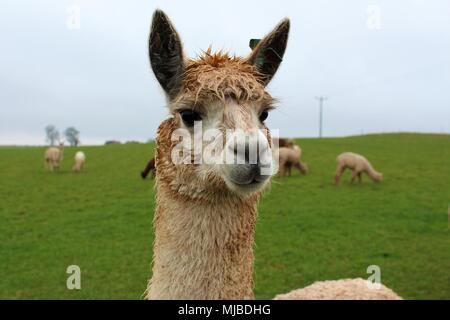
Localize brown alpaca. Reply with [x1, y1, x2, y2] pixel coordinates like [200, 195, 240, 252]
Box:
[146, 10, 400, 300]
[44, 142, 64, 172]
[335, 152, 383, 185]
[141, 157, 156, 179]
[278, 145, 308, 176]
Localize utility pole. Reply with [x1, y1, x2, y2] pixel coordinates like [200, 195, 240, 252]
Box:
[315, 96, 328, 138]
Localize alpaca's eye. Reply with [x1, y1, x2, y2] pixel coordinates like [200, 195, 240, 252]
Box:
[179, 109, 202, 127]
[259, 110, 269, 122]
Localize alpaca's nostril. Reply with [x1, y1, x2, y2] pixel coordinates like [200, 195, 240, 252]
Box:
[226, 163, 266, 186]
[249, 163, 260, 177]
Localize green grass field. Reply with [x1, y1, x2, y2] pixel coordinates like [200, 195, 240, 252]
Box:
[0, 133, 449, 299]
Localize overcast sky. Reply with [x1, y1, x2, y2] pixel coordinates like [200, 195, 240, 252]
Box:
[1, 0, 449, 145]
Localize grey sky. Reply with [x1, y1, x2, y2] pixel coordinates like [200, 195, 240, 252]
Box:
[0, 0, 449, 145]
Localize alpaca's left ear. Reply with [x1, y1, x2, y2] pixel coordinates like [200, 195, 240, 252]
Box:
[247, 19, 290, 86]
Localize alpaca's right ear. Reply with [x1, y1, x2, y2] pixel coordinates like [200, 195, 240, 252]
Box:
[149, 10, 185, 99]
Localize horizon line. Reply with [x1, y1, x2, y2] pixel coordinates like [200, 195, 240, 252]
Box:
[0, 131, 448, 147]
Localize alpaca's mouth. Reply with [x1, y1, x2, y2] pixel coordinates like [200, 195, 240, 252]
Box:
[230, 176, 263, 186]
[224, 167, 270, 194]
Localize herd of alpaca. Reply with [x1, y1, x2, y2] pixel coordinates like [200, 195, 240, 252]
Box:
[275, 139, 382, 183]
[141, 140, 382, 185]
[44, 143, 86, 173]
[145, 10, 400, 300]
[278, 146, 382, 184]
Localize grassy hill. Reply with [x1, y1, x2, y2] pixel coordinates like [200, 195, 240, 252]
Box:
[0, 133, 449, 299]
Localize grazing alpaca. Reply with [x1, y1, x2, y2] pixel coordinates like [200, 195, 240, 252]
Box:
[72, 151, 86, 173]
[335, 152, 383, 185]
[146, 10, 400, 300]
[278, 145, 308, 176]
[44, 142, 64, 172]
[141, 157, 156, 179]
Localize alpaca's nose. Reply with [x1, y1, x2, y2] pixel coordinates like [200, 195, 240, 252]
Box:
[227, 163, 262, 185]
[224, 132, 272, 186]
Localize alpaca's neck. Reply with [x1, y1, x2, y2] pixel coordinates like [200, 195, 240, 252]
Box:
[147, 183, 258, 299]
[366, 165, 380, 180]
[147, 119, 261, 299]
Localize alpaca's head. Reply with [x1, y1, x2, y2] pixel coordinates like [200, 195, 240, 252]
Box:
[149, 10, 289, 197]
[374, 172, 383, 182]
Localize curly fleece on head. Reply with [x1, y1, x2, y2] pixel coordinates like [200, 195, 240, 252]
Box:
[177, 49, 273, 105]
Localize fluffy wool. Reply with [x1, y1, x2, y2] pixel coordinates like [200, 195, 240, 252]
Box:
[177, 49, 273, 106]
[274, 278, 401, 300]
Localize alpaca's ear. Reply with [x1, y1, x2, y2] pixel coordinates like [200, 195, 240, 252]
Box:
[149, 10, 185, 99]
[247, 18, 290, 86]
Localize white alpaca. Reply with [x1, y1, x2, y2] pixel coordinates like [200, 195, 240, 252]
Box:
[335, 152, 383, 185]
[72, 151, 86, 173]
[44, 142, 64, 172]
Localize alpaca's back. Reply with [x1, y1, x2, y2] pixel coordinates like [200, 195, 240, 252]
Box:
[274, 278, 401, 300]
[337, 152, 369, 170]
[74, 151, 86, 163]
[73, 151, 86, 172]
[279, 146, 301, 163]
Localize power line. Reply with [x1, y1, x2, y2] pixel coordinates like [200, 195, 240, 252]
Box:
[315, 96, 328, 138]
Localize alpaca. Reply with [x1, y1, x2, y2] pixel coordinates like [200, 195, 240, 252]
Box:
[146, 10, 400, 300]
[278, 145, 308, 176]
[44, 142, 64, 172]
[72, 151, 86, 173]
[141, 157, 156, 179]
[335, 152, 383, 185]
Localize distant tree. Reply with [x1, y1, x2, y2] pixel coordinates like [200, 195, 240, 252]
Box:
[45, 125, 60, 146]
[64, 127, 80, 146]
